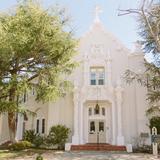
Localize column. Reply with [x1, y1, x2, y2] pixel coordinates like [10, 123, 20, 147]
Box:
[116, 80, 124, 145]
[72, 87, 79, 144]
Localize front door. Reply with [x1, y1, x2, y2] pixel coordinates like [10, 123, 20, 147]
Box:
[88, 120, 106, 143]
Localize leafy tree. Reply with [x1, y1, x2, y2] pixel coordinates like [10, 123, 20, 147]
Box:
[0, 0, 77, 142]
[119, 0, 160, 117]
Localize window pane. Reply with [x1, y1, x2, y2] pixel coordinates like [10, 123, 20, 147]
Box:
[98, 68, 104, 85]
[91, 80, 96, 85]
[36, 119, 39, 133]
[23, 91, 28, 103]
[90, 121, 95, 132]
[98, 79, 104, 85]
[91, 73, 96, 79]
[90, 72, 96, 85]
[99, 122, 104, 132]
[94, 104, 100, 115]
[42, 119, 45, 134]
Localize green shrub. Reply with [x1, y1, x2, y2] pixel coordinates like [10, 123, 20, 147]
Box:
[46, 125, 70, 149]
[33, 134, 44, 148]
[23, 130, 37, 143]
[149, 117, 160, 134]
[23, 130, 44, 148]
[9, 141, 32, 151]
[36, 155, 43, 160]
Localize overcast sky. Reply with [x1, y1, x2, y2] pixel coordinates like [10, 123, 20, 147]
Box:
[0, 0, 142, 50]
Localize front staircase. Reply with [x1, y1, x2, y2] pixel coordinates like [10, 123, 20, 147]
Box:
[71, 143, 126, 151]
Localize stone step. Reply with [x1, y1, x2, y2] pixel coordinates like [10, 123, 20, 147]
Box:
[71, 144, 126, 151]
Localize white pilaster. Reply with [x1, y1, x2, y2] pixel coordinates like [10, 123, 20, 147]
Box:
[84, 53, 89, 86]
[72, 87, 80, 144]
[106, 50, 112, 87]
[111, 101, 116, 145]
[79, 101, 84, 144]
[85, 105, 89, 143]
[116, 80, 124, 145]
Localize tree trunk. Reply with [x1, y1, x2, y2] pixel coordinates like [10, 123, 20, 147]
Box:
[8, 87, 17, 143]
[8, 112, 17, 143]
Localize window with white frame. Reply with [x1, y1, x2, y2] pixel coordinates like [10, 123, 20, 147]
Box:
[42, 118, 45, 134]
[32, 86, 35, 95]
[90, 68, 96, 85]
[90, 67, 105, 85]
[90, 121, 95, 132]
[23, 91, 28, 103]
[94, 104, 100, 115]
[88, 106, 106, 116]
[36, 119, 39, 133]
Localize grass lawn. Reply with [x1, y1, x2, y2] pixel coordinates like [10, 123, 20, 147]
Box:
[0, 149, 46, 160]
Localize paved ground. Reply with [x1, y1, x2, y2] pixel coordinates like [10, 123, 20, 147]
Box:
[7, 151, 160, 160]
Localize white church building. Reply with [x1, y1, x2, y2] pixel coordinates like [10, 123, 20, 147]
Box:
[0, 7, 150, 149]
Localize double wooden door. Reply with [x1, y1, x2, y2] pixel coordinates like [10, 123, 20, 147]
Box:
[88, 120, 106, 143]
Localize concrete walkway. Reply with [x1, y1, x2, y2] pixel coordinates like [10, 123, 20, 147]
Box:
[11, 151, 159, 160]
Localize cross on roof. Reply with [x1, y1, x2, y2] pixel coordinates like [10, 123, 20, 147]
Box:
[94, 5, 103, 22]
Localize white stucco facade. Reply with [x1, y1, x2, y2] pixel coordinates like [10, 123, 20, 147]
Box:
[0, 11, 149, 148]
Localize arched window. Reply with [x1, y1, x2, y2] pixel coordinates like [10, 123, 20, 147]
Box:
[90, 121, 95, 132]
[94, 104, 100, 115]
[102, 107, 105, 116]
[99, 122, 104, 132]
[89, 108, 92, 116]
[36, 119, 39, 134]
[42, 118, 45, 134]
